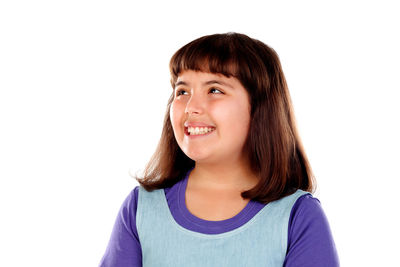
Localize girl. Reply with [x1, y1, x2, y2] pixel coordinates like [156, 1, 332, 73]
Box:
[99, 32, 339, 267]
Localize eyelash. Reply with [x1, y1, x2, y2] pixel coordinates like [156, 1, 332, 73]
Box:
[175, 88, 224, 96]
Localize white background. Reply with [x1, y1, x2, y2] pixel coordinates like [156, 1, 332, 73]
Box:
[1, 0, 399, 266]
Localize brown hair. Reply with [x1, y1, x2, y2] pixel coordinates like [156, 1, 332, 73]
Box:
[134, 32, 316, 204]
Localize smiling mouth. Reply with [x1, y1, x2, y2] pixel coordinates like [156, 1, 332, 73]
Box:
[184, 126, 216, 136]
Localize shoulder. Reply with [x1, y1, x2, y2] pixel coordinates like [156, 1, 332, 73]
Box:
[290, 193, 323, 223]
[288, 193, 330, 239]
[122, 186, 139, 210]
[284, 194, 340, 266]
[118, 186, 140, 230]
[99, 186, 142, 266]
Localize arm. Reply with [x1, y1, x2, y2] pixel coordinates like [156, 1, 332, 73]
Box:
[99, 187, 142, 267]
[283, 194, 340, 267]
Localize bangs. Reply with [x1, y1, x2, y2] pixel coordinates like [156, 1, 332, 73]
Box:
[169, 34, 244, 87]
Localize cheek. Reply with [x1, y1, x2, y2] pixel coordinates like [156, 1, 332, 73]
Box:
[233, 110, 251, 137]
[214, 100, 250, 132]
[170, 102, 183, 131]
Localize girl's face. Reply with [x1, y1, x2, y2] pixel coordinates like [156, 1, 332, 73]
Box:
[170, 70, 252, 165]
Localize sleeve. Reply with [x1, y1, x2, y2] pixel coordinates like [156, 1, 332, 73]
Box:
[99, 186, 142, 267]
[283, 194, 340, 267]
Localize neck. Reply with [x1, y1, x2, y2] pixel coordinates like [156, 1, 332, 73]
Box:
[189, 161, 259, 192]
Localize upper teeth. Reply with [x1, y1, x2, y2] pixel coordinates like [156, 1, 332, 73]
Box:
[188, 127, 215, 134]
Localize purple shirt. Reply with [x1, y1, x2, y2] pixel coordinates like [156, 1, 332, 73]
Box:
[99, 171, 339, 266]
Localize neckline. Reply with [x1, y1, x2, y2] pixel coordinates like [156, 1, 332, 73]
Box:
[177, 167, 257, 228]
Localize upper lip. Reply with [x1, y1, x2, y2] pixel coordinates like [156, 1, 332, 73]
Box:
[184, 121, 216, 128]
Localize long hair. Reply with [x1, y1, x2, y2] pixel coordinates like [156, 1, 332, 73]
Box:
[134, 32, 316, 204]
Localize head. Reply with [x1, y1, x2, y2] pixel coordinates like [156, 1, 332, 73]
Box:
[169, 70, 252, 170]
[136, 32, 315, 202]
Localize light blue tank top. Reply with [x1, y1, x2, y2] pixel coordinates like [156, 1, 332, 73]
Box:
[136, 186, 309, 267]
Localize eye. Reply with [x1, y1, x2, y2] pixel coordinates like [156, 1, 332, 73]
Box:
[175, 89, 187, 96]
[209, 88, 224, 94]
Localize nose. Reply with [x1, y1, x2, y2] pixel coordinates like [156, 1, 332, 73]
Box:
[184, 92, 204, 115]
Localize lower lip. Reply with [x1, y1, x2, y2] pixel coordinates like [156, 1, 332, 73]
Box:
[184, 128, 216, 139]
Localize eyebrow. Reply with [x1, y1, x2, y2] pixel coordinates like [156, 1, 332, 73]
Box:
[174, 80, 234, 89]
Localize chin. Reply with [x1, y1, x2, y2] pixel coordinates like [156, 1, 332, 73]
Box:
[185, 153, 206, 162]
[183, 149, 210, 162]
[186, 152, 220, 164]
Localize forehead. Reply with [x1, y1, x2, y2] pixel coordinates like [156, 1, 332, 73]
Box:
[175, 70, 238, 87]
[177, 70, 226, 78]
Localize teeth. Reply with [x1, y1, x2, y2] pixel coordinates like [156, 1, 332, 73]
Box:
[187, 127, 215, 135]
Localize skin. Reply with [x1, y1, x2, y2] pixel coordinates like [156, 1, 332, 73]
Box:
[169, 70, 259, 220]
